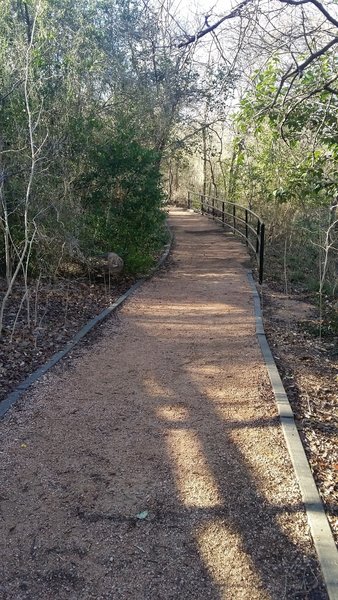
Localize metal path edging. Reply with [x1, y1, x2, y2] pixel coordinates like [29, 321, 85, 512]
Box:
[247, 271, 338, 600]
[0, 232, 173, 420]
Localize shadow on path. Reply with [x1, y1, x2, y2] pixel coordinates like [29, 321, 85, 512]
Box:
[0, 211, 327, 600]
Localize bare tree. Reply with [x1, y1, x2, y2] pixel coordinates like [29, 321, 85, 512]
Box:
[0, 2, 46, 337]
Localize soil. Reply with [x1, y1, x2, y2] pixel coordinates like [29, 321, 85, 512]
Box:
[262, 288, 338, 543]
[0, 276, 138, 403]
[0, 209, 330, 599]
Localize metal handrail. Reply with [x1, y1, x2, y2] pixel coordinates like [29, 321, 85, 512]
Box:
[187, 190, 265, 284]
[199, 194, 262, 222]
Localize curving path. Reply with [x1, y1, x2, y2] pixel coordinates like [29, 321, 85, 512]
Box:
[0, 209, 328, 599]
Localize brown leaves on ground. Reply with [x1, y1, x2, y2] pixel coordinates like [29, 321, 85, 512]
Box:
[0, 276, 136, 402]
[263, 287, 338, 545]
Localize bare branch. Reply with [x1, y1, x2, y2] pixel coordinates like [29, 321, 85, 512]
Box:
[277, 0, 338, 30]
[286, 36, 338, 76]
[177, 0, 253, 48]
[270, 37, 338, 107]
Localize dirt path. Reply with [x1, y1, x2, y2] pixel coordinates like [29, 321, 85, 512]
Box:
[0, 210, 328, 599]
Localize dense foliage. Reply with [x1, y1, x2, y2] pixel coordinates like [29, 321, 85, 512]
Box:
[175, 1, 338, 304]
[1, 0, 337, 338]
[221, 56, 338, 294]
[0, 0, 198, 333]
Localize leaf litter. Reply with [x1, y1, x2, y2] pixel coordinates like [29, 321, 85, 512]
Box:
[263, 286, 338, 545]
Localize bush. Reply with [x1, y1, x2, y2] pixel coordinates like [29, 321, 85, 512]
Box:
[76, 130, 167, 275]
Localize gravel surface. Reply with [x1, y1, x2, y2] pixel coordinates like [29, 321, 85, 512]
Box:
[0, 209, 328, 599]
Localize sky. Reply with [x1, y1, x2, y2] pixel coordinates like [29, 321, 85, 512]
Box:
[172, 0, 234, 31]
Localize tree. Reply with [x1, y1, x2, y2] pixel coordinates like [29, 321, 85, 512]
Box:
[0, 0, 198, 337]
[171, 0, 338, 293]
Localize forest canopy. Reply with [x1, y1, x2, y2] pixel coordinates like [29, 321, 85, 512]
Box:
[0, 0, 199, 335]
[173, 0, 338, 301]
[0, 0, 337, 339]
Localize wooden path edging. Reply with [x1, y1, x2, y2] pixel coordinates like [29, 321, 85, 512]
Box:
[247, 272, 338, 600]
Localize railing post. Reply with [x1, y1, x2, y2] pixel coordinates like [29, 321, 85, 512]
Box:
[188, 190, 191, 210]
[222, 201, 225, 226]
[256, 221, 260, 253]
[200, 194, 204, 214]
[245, 209, 248, 245]
[259, 223, 265, 285]
[233, 204, 236, 232]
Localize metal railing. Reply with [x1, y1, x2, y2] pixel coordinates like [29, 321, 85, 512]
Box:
[187, 190, 265, 284]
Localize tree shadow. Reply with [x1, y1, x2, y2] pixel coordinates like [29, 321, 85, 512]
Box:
[0, 211, 328, 599]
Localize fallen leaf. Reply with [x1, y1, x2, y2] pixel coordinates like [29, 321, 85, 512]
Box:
[136, 511, 149, 520]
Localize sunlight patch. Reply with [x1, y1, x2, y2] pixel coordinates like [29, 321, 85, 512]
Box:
[165, 430, 222, 507]
[195, 519, 270, 599]
[157, 405, 190, 422]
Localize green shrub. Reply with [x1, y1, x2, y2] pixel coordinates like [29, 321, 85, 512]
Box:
[76, 128, 167, 275]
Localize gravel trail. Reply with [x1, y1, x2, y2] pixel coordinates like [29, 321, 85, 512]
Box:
[0, 209, 327, 599]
